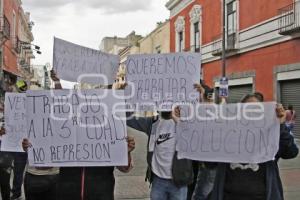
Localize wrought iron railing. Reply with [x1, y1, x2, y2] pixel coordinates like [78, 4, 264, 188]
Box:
[1, 16, 10, 39]
[184, 45, 201, 52]
[278, 1, 300, 35]
[211, 32, 237, 56]
[13, 36, 22, 54]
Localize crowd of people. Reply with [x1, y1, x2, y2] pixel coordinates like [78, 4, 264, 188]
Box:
[0, 71, 299, 200]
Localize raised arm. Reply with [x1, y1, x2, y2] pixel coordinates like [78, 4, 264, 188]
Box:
[276, 124, 299, 159]
[126, 112, 154, 135]
[50, 69, 62, 89]
[276, 104, 299, 159]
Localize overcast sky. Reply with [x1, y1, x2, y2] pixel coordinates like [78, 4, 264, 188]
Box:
[22, 0, 170, 65]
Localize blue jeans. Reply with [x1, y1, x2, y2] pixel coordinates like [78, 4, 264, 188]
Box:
[192, 164, 216, 200]
[151, 176, 187, 200]
[12, 152, 27, 198]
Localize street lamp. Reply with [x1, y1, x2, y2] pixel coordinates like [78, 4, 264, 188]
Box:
[20, 41, 42, 54]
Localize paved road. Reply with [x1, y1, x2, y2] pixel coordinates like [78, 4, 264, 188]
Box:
[115, 127, 150, 200]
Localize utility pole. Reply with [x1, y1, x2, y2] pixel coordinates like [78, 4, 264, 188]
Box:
[221, 0, 226, 77]
[219, 0, 229, 100]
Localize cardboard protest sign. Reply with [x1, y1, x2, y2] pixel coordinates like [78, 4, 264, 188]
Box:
[26, 89, 127, 167]
[176, 102, 280, 163]
[125, 53, 201, 111]
[53, 37, 120, 84]
[1, 93, 26, 152]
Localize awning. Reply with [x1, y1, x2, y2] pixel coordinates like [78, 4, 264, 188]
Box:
[2, 66, 21, 77]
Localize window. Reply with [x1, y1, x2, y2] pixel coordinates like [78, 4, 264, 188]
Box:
[175, 16, 185, 52]
[226, 0, 237, 49]
[194, 22, 200, 52]
[189, 5, 202, 52]
[0, 50, 2, 67]
[156, 46, 161, 54]
[0, 0, 2, 15]
[179, 32, 184, 52]
[12, 12, 16, 38]
[227, 1, 237, 35]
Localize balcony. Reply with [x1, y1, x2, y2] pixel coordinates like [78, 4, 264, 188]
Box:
[211, 32, 238, 56]
[278, 1, 300, 35]
[0, 16, 10, 40]
[183, 45, 201, 52]
[13, 37, 22, 54]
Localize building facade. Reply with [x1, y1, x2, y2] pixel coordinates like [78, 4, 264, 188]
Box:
[0, 0, 34, 87]
[139, 20, 170, 54]
[166, 0, 300, 137]
[116, 21, 170, 87]
[99, 31, 142, 54]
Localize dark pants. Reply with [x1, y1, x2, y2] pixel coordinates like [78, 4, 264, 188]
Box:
[24, 173, 58, 200]
[187, 161, 200, 200]
[12, 152, 27, 198]
[57, 167, 115, 200]
[0, 168, 11, 200]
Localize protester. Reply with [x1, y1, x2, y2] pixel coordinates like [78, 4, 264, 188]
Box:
[285, 104, 296, 134]
[21, 73, 60, 200]
[22, 138, 59, 200]
[191, 83, 217, 200]
[126, 102, 193, 200]
[46, 71, 136, 200]
[0, 100, 13, 200]
[56, 137, 135, 200]
[211, 93, 299, 200]
[11, 80, 28, 200]
[253, 91, 264, 102]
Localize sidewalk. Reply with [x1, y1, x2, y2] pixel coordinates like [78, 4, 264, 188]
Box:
[279, 140, 300, 200]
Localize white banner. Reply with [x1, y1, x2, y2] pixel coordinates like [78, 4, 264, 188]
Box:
[176, 102, 280, 163]
[53, 37, 120, 84]
[125, 53, 201, 111]
[26, 89, 128, 167]
[1, 93, 26, 152]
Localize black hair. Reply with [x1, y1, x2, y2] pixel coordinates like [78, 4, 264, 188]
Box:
[240, 93, 264, 103]
[253, 92, 264, 102]
[288, 105, 294, 115]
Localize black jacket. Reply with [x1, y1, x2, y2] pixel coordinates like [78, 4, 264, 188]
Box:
[211, 124, 299, 200]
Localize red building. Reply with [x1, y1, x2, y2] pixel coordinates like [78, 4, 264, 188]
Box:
[166, 0, 300, 138]
[0, 0, 34, 85]
[1, 0, 20, 78]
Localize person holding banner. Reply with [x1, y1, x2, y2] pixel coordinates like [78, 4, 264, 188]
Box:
[0, 101, 13, 200]
[21, 75, 60, 200]
[56, 136, 135, 200]
[211, 93, 299, 200]
[46, 70, 135, 200]
[126, 107, 193, 200]
[11, 80, 28, 200]
[191, 83, 217, 200]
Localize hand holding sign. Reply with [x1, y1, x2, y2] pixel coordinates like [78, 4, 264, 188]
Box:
[50, 69, 60, 82]
[22, 138, 32, 152]
[127, 136, 135, 153]
[276, 104, 286, 123]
